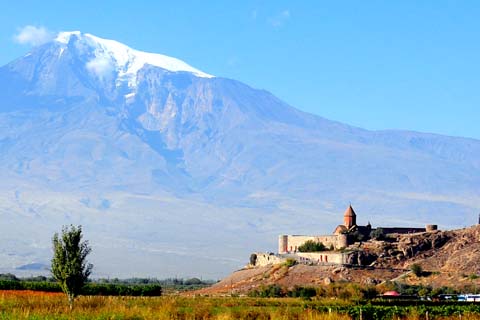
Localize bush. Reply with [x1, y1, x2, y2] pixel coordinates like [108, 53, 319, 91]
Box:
[469, 274, 479, 280]
[410, 263, 423, 277]
[288, 286, 317, 299]
[361, 286, 379, 299]
[297, 240, 326, 252]
[248, 284, 285, 297]
[326, 283, 364, 301]
[284, 258, 297, 267]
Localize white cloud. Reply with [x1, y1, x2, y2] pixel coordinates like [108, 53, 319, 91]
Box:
[268, 10, 291, 28]
[14, 25, 54, 46]
[86, 56, 115, 81]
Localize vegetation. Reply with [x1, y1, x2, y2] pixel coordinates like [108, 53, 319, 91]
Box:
[410, 263, 423, 277]
[370, 228, 385, 240]
[248, 284, 285, 297]
[298, 240, 327, 252]
[0, 274, 217, 295]
[0, 280, 162, 296]
[81, 283, 162, 296]
[246, 281, 476, 303]
[248, 283, 379, 301]
[2, 291, 480, 319]
[288, 285, 318, 299]
[0, 274, 479, 319]
[351, 230, 365, 242]
[284, 258, 297, 267]
[51, 225, 93, 308]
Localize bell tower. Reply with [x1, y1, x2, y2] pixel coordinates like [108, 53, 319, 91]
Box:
[343, 205, 357, 229]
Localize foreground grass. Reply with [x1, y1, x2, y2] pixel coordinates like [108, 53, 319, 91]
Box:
[0, 290, 346, 320]
[2, 290, 480, 319]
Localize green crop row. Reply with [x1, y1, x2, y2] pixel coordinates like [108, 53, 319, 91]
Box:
[0, 280, 162, 296]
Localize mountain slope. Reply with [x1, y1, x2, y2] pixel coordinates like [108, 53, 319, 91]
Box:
[0, 32, 479, 277]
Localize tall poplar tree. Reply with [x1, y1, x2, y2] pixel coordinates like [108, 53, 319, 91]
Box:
[51, 225, 93, 309]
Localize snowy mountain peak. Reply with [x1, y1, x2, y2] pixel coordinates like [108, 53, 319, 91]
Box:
[54, 31, 214, 86]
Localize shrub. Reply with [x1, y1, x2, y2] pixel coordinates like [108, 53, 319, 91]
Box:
[288, 286, 317, 299]
[284, 258, 297, 267]
[410, 263, 423, 277]
[248, 284, 285, 297]
[326, 283, 364, 301]
[360, 286, 379, 299]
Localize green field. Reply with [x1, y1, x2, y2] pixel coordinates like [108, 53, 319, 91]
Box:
[3, 290, 480, 320]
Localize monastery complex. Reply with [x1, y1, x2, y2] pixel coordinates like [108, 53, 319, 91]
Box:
[251, 205, 438, 267]
[279, 205, 436, 254]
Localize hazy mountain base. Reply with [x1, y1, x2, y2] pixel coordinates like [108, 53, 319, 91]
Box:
[0, 187, 277, 278]
[0, 183, 478, 278]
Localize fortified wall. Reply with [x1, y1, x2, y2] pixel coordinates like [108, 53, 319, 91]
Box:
[378, 225, 437, 234]
[278, 234, 348, 254]
[253, 251, 350, 267]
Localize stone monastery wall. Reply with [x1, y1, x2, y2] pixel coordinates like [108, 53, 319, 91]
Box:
[253, 252, 349, 267]
[278, 234, 348, 254]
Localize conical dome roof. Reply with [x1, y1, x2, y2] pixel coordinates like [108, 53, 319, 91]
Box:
[344, 205, 356, 217]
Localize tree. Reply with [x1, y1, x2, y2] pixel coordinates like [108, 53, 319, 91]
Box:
[297, 240, 327, 252]
[370, 228, 385, 240]
[410, 263, 423, 277]
[351, 230, 365, 242]
[184, 277, 203, 285]
[51, 225, 93, 309]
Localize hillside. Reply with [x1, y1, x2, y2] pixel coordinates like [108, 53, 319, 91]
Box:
[197, 225, 480, 295]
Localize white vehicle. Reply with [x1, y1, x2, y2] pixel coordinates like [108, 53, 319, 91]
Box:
[458, 294, 480, 302]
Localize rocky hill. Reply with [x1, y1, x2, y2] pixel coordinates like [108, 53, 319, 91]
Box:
[197, 225, 480, 295]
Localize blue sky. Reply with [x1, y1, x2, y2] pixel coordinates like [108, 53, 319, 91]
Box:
[1, 1, 479, 139]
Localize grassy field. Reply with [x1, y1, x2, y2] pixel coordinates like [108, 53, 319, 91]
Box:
[2, 290, 480, 319]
